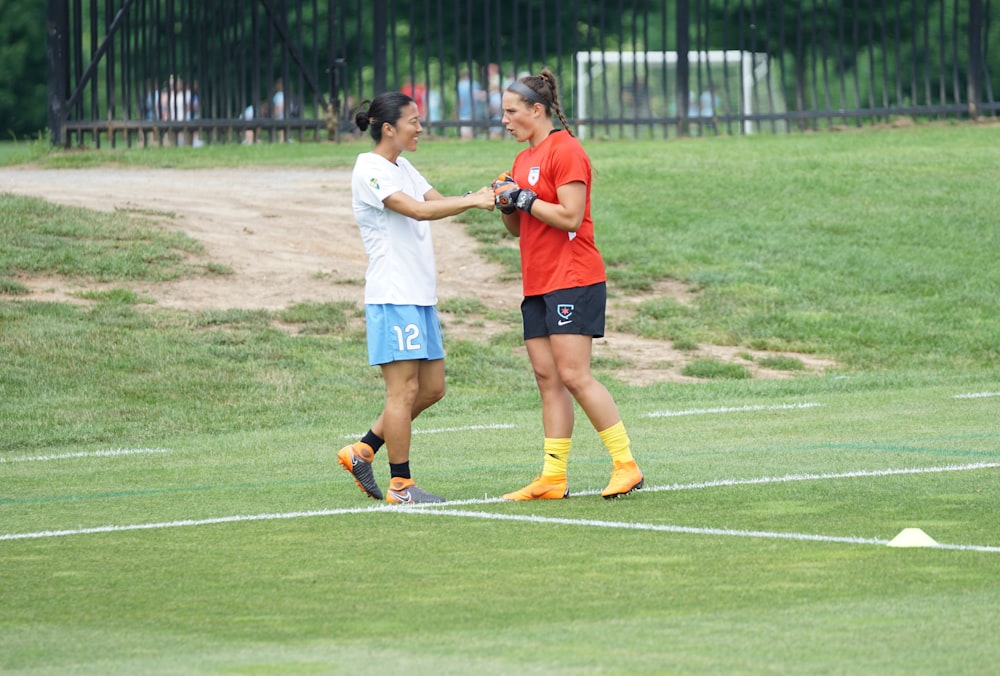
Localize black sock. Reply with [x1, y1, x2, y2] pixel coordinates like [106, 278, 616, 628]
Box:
[389, 461, 410, 480]
[361, 429, 384, 454]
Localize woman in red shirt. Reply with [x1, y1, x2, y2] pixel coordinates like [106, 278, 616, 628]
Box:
[493, 67, 644, 501]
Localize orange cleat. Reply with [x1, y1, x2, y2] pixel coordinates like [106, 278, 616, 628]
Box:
[502, 474, 569, 501]
[601, 460, 644, 499]
[337, 442, 382, 500]
[385, 477, 445, 504]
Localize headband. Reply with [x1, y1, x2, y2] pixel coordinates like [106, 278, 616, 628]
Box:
[508, 80, 547, 108]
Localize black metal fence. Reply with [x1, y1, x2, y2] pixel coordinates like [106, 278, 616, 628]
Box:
[47, 0, 997, 147]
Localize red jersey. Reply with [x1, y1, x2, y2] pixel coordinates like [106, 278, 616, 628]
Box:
[401, 82, 428, 117]
[510, 130, 607, 296]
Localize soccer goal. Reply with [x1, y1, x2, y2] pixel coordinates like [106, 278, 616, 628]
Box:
[574, 50, 787, 138]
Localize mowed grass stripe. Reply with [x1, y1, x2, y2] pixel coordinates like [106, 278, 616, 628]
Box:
[0, 448, 171, 463]
[411, 509, 1000, 553]
[4, 462, 995, 547]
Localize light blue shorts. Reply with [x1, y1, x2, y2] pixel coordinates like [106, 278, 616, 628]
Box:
[365, 304, 445, 366]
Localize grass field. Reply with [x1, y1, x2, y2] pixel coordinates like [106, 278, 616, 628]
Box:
[2, 123, 999, 674]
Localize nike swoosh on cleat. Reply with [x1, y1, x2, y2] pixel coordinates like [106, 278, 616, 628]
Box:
[392, 491, 411, 503]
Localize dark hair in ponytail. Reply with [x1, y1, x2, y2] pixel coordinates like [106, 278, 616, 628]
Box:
[354, 91, 415, 142]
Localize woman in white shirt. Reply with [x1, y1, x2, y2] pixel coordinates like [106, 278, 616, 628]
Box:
[338, 91, 494, 504]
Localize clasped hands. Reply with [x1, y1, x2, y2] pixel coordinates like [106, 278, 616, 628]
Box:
[490, 172, 537, 215]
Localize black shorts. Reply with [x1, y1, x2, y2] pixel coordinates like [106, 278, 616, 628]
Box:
[521, 282, 607, 340]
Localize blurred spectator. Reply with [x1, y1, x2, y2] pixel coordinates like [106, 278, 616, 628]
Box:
[623, 76, 651, 119]
[457, 67, 486, 139]
[487, 63, 504, 138]
[401, 78, 428, 119]
[699, 86, 721, 131]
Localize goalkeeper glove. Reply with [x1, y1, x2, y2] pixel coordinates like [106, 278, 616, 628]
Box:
[491, 172, 519, 214]
[514, 187, 537, 214]
[491, 172, 538, 215]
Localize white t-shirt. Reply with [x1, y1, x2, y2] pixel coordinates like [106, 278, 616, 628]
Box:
[351, 152, 436, 305]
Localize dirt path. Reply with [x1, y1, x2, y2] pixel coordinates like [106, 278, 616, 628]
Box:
[1, 166, 834, 384]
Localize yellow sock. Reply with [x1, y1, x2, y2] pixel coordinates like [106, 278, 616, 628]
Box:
[598, 421, 634, 463]
[541, 438, 571, 477]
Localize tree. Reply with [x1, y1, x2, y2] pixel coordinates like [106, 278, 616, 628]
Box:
[0, 0, 48, 138]
[708, 0, 943, 120]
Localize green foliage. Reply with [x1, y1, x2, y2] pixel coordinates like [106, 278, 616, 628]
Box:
[709, 0, 998, 114]
[0, 0, 47, 139]
[12, 1, 997, 147]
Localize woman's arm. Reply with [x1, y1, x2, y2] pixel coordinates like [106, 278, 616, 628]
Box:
[526, 180, 586, 233]
[500, 210, 520, 237]
[499, 180, 586, 237]
[383, 186, 494, 221]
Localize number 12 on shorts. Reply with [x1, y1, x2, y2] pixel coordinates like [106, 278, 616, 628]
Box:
[393, 323, 422, 351]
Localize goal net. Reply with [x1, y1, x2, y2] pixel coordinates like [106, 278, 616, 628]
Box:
[573, 50, 788, 138]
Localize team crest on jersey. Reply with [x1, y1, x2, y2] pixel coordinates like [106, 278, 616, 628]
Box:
[528, 166, 540, 186]
[368, 177, 380, 190]
[557, 304, 574, 320]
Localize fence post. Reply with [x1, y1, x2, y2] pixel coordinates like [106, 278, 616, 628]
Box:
[676, 0, 690, 135]
[968, 0, 983, 119]
[46, 0, 69, 146]
[373, 0, 387, 94]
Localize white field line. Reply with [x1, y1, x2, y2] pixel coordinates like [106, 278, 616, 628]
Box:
[405, 509, 1000, 552]
[568, 462, 1000, 497]
[0, 507, 377, 541]
[9, 394, 984, 463]
[343, 402, 823, 439]
[0, 448, 171, 463]
[413, 424, 516, 435]
[3, 462, 997, 551]
[341, 402, 822, 441]
[341, 423, 516, 440]
[644, 402, 823, 417]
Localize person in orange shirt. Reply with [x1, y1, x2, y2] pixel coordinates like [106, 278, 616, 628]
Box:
[492, 67, 644, 501]
[400, 78, 427, 118]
